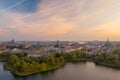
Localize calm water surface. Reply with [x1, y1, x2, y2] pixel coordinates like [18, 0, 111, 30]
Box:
[0, 62, 120, 80]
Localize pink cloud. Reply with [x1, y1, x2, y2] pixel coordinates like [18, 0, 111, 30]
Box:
[0, 0, 120, 40]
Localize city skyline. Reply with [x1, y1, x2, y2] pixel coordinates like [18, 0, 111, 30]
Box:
[0, 0, 120, 41]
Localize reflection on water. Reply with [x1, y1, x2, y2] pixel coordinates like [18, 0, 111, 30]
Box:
[1, 62, 120, 80]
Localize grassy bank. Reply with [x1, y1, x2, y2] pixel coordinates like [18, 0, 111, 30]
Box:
[4, 59, 90, 77]
[5, 52, 120, 76]
[94, 62, 120, 69]
[4, 62, 65, 77]
[2, 52, 90, 76]
[65, 59, 91, 62]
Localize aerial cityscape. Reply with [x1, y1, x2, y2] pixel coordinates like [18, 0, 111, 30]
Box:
[0, 38, 120, 56]
[0, 0, 120, 80]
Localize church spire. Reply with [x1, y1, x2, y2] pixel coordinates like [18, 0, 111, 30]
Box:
[107, 37, 109, 45]
[11, 38, 14, 43]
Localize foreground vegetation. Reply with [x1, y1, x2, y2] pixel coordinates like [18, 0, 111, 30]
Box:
[93, 49, 120, 69]
[1, 52, 89, 76]
[1, 49, 120, 76]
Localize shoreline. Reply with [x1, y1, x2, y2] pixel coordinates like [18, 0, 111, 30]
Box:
[94, 62, 120, 69]
[3, 59, 120, 77]
[4, 61, 65, 77]
[4, 59, 89, 77]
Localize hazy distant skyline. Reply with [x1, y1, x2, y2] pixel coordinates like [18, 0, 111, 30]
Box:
[0, 0, 120, 41]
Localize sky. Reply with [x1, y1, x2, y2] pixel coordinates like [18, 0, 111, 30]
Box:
[0, 0, 120, 41]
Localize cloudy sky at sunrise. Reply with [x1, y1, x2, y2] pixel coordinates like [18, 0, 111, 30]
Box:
[0, 0, 120, 41]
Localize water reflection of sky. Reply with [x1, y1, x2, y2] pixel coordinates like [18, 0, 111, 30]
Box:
[1, 62, 120, 80]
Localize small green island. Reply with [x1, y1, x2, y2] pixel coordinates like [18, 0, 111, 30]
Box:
[1, 49, 120, 76]
[0, 52, 89, 76]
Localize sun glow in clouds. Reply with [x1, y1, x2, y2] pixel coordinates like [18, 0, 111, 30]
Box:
[0, 0, 120, 41]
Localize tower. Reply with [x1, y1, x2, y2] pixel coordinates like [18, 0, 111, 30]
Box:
[54, 40, 59, 47]
[11, 38, 14, 43]
[106, 37, 111, 49]
[107, 38, 109, 45]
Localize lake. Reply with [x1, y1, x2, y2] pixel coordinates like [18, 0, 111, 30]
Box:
[0, 62, 120, 80]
